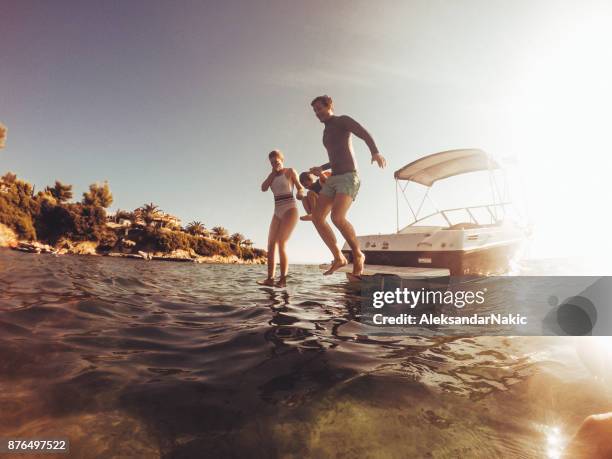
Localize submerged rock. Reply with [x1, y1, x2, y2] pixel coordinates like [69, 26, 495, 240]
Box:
[12, 241, 57, 254]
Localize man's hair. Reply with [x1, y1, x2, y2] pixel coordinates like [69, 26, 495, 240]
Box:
[268, 149, 284, 160]
[299, 171, 313, 187]
[311, 95, 333, 108]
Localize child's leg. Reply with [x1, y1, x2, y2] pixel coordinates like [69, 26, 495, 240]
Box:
[301, 191, 318, 221]
[306, 191, 318, 213]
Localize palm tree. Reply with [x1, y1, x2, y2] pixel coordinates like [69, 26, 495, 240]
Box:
[186, 221, 206, 235]
[230, 233, 244, 245]
[212, 226, 229, 241]
[137, 203, 161, 227]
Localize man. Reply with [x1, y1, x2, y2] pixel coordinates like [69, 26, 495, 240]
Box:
[309, 95, 386, 277]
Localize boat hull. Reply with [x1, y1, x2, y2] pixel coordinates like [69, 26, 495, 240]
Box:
[343, 242, 522, 276]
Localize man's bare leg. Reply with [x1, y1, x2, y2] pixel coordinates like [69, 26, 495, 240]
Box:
[312, 194, 347, 274]
[331, 193, 365, 276]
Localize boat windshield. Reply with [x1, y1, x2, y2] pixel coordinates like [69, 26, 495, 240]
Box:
[402, 202, 512, 229]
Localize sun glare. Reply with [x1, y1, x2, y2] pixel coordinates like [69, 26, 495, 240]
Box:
[504, 6, 612, 262]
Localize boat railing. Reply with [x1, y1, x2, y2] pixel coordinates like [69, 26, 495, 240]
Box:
[405, 202, 513, 228]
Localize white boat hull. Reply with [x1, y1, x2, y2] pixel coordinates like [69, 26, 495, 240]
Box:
[342, 224, 524, 276]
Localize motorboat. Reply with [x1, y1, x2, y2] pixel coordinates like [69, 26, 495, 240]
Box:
[340, 149, 529, 277]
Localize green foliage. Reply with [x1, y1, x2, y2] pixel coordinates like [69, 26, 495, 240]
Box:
[82, 182, 113, 208]
[114, 209, 133, 221]
[0, 199, 36, 239]
[152, 230, 233, 257]
[230, 232, 244, 244]
[191, 235, 232, 257]
[155, 230, 191, 252]
[34, 201, 74, 244]
[34, 202, 108, 244]
[186, 221, 206, 235]
[0, 123, 6, 149]
[71, 204, 108, 241]
[97, 230, 118, 251]
[136, 202, 161, 226]
[0, 173, 263, 260]
[45, 181, 73, 203]
[0, 174, 39, 239]
[212, 226, 229, 239]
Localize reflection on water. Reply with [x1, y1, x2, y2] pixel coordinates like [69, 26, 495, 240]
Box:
[544, 426, 563, 459]
[0, 250, 610, 458]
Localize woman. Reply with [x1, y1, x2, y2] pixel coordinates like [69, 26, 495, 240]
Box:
[258, 150, 304, 287]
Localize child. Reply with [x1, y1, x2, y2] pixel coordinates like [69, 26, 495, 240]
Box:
[298, 171, 330, 221]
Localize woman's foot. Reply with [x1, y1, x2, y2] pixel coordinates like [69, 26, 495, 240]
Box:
[275, 276, 287, 288]
[352, 251, 366, 276]
[300, 214, 313, 221]
[323, 256, 348, 275]
[257, 278, 275, 286]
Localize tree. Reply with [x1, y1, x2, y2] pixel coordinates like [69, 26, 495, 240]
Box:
[186, 221, 206, 235]
[137, 203, 161, 227]
[1, 172, 17, 185]
[0, 123, 6, 149]
[230, 232, 244, 245]
[212, 226, 228, 240]
[115, 209, 134, 221]
[45, 180, 73, 203]
[82, 182, 113, 208]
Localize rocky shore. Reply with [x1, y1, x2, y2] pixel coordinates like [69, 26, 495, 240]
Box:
[0, 224, 265, 265]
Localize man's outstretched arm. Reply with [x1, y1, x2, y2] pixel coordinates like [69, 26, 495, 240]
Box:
[310, 162, 331, 177]
[340, 115, 386, 168]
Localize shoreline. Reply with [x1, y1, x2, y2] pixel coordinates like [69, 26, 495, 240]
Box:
[1, 242, 266, 265]
[0, 224, 266, 265]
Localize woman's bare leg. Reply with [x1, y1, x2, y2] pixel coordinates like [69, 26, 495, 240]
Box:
[258, 215, 281, 285]
[276, 207, 298, 285]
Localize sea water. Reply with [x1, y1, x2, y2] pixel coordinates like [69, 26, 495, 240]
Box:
[0, 250, 610, 458]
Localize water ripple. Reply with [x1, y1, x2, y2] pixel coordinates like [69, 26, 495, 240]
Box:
[0, 250, 609, 458]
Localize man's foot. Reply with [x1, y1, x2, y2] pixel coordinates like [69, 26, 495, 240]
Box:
[300, 214, 313, 221]
[275, 276, 287, 288]
[323, 256, 348, 275]
[257, 278, 275, 286]
[352, 251, 365, 276]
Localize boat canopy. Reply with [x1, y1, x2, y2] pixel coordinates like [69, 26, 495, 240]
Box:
[394, 149, 500, 186]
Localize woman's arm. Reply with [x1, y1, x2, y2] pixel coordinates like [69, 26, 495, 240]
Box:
[288, 168, 305, 200]
[261, 171, 275, 192]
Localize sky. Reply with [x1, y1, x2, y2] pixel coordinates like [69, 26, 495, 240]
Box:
[1, 0, 611, 263]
